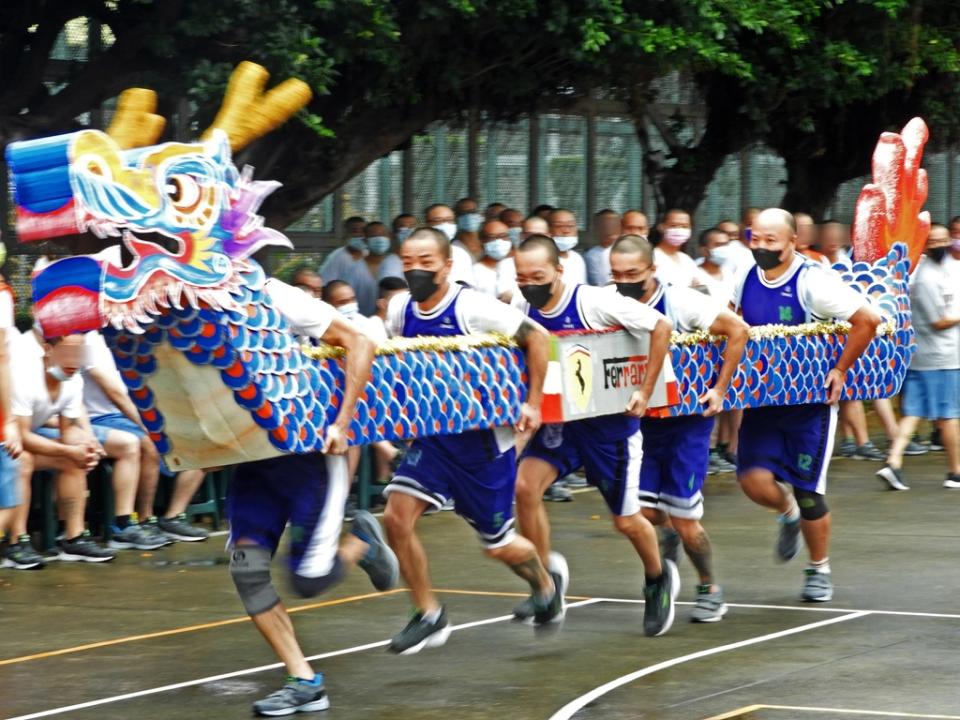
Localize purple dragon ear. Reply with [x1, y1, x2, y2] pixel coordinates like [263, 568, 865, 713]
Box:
[220, 169, 292, 259]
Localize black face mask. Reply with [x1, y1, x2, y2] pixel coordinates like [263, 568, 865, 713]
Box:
[405, 269, 440, 303]
[752, 247, 784, 271]
[616, 280, 646, 300]
[520, 281, 554, 309]
[927, 246, 948, 264]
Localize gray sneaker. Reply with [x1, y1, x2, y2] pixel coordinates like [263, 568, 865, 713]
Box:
[57, 531, 115, 563]
[513, 552, 566, 625]
[544, 482, 573, 502]
[2, 534, 46, 570]
[709, 449, 736, 473]
[565, 472, 588, 488]
[691, 584, 727, 623]
[643, 559, 679, 637]
[156, 514, 207, 542]
[835, 438, 856, 458]
[388, 606, 451, 655]
[533, 552, 569, 632]
[801, 568, 833, 602]
[903, 440, 929, 456]
[253, 676, 329, 716]
[109, 522, 169, 550]
[852, 441, 886, 461]
[659, 527, 681, 566]
[351, 510, 399, 592]
[876, 465, 910, 491]
[512, 596, 536, 624]
[776, 514, 803, 562]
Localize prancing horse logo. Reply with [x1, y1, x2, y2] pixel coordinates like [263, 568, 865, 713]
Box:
[564, 344, 593, 413]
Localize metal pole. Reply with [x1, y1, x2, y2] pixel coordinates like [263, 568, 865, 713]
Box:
[585, 107, 596, 233]
[528, 114, 540, 211]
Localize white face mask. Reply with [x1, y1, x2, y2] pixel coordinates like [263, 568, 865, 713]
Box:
[457, 213, 483, 233]
[553, 235, 578, 252]
[337, 302, 360, 319]
[663, 228, 691, 247]
[709, 244, 734, 267]
[367, 235, 391, 256]
[47, 365, 70, 382]
[433, 222, 457, 241]
[395, 227, 414, 243]
[346, 236, 367, 252]
[507, 227, 522, 247]
[484, 239, 512, 261]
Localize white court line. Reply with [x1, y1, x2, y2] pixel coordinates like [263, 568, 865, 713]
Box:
[591, 598, 960, 621]
[5, 599, 601, 720]
[750, 705, 960, 719]
[547, 611, 870, 720]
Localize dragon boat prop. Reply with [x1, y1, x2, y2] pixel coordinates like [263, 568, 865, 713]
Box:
[6, 63, 922, 471]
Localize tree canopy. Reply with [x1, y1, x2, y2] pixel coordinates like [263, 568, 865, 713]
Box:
[2, 0, 959, 226]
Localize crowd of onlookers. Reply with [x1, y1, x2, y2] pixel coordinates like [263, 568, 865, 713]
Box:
[1, 197, 957, 569]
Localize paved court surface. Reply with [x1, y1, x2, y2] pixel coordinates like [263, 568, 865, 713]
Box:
[1, 449, 958, 720]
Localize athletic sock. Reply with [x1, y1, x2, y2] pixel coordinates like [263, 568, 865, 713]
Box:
[114, 514, 132, 529]
[295, 673, 323, 687]
[421, 607, 442, 624]
[645, 573, 664, 587]
[808, 558, 831, 574]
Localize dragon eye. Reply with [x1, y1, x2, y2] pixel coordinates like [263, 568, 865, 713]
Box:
[165, 174, 201, 212]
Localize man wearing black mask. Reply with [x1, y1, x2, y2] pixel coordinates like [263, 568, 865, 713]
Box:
[610, 234, 748, 624]
[381, 227, 564, 655]
[512, 234, 678, 637]
[734, 208, 880, 603]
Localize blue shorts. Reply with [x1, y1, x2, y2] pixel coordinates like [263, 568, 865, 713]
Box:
[737, 404, 837, 495]
[0, 451, 20, 509]
[901, 369, 960, 420]
[90, 413, 146, 443]
[227, 452, 349, 578]
[384, 435, 518, 548]
[639, 415, 714, 520]
[522, 416, 643, 517]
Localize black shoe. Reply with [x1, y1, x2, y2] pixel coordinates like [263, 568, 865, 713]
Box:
[57, 531, 116, 563]
[930, 429, 944, 451]
[533, 552, 569, 631]
[388, 607, 451, 655]
[2, 535, 46, 570]
[253, 676, 329, 716]
[643, 559, 679, 637]
[351, 510, 399, 591]
[512, 596, 536, 624]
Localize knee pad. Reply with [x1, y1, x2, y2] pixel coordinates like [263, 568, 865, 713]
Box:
[230, 545, 280, 616]
[290, 556, 344, 598]
[795, 488, 828, 521]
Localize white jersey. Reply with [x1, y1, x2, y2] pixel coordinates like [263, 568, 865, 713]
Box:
[265, 278, 337, 340]
[654, 247, 710, 289]
[472, 257, 517, 298]
[560, 250, 587, 285]
[638, 283, 722, 333]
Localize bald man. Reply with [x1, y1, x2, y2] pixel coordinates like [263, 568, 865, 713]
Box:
[733, 208, 880, 602]
[547, 209, 587, 285]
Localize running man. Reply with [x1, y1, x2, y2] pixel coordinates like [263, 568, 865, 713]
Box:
[512, 234, 679, 637]
[609, 235, 749, 623]
[382, 227, 563, 655]
[733, 208, 880, 602]
[228, 277, 399, 716]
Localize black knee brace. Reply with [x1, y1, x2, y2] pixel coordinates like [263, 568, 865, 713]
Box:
[795, 488, 828, 521]
[290, 556, 345, 598]
[230, 545, 280, 616]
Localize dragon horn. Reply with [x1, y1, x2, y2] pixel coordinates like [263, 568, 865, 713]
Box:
[201, 61, 313, 152]
[106, 88, 166, 149]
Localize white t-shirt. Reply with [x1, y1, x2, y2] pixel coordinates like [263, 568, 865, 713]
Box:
[560, 250, 587, 286]
[450, 243, 477, 288]
[364, 315, 389, 344]
[695, 259, 737, 306]
[82, 332, 123, 418]
[732, 254, 868, 322]
[512, 282, 664, 339]
[725, 241, 756, 278]
[265, 278, 337, 340]
[472, 257, 517, 298]
[654, 247, 710, 289]
[639, 283, 722, 333]
[12, 332, 85, 431]
[386, 284, 526, 339]
[0, 287, 20, 358]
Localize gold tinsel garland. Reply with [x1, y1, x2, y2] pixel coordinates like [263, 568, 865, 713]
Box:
[299, 321, 897, 361]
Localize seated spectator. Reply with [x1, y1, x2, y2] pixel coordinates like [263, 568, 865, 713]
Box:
[12, 331, 114, 563]
[474, 219, 517, 300]
[817, 220, 853, 270]
[320, 216, 367, 284]
[82, 331, 208, 543]
[0, 266, 27, 569]
[392, 213, 417, 245]
[532, 204, 554, 220]
[794, 212, 826, 264]
[454, 197, 484, 259]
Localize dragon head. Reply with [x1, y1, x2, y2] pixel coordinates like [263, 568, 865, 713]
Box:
[6, 62, 311, 336]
